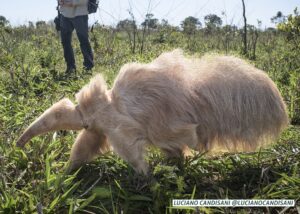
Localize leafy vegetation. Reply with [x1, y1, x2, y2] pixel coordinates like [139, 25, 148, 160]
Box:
[0, 9, 299, 214]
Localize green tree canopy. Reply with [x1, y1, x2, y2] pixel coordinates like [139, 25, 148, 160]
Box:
[181, 16, 201, 35]
[117, 19, 136, 31]
[142, 13, 158, 30]
[277, 8, 300, 45]
[0, 15, 9, 27]
[204, 14, 223, 28]
[36, 21, 46, 28]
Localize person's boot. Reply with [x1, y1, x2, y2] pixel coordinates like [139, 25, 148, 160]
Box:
[64, 67, 78, 79]
[83, 65, 93, 75]
[65, 67, 76, 75]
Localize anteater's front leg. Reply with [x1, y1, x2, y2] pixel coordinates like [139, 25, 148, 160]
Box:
[68, 129, 110, 171]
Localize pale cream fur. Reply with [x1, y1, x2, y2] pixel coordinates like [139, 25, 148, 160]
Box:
[17, 50, 289, 174]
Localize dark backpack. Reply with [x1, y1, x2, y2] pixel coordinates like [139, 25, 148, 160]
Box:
[88, 0, 99, 14]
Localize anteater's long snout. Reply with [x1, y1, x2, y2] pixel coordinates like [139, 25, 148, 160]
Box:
[16, 98, 83, 147]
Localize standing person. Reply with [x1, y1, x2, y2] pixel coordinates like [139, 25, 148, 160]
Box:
[59, 0, 94, 74]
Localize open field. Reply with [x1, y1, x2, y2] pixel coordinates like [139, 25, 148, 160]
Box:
[0, 14, 299, 213]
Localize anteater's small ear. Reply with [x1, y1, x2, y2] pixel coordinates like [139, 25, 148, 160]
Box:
[75, 74, 108, 111]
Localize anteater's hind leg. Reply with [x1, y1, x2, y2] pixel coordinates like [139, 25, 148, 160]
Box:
[162, 145, 193, 158]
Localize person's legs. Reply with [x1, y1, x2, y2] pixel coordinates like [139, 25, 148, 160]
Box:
[60, 15, 76, 72]
[73, 15, 94, 70]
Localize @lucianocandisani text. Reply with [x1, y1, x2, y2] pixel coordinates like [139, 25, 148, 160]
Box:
[172, 199, 295, 207]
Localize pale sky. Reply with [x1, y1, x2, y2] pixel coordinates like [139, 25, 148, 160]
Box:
[0, 0, 299, 28]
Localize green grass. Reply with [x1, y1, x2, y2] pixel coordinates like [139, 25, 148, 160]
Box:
[0, 127, 299, 213]
[0, 24, 299, 213]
